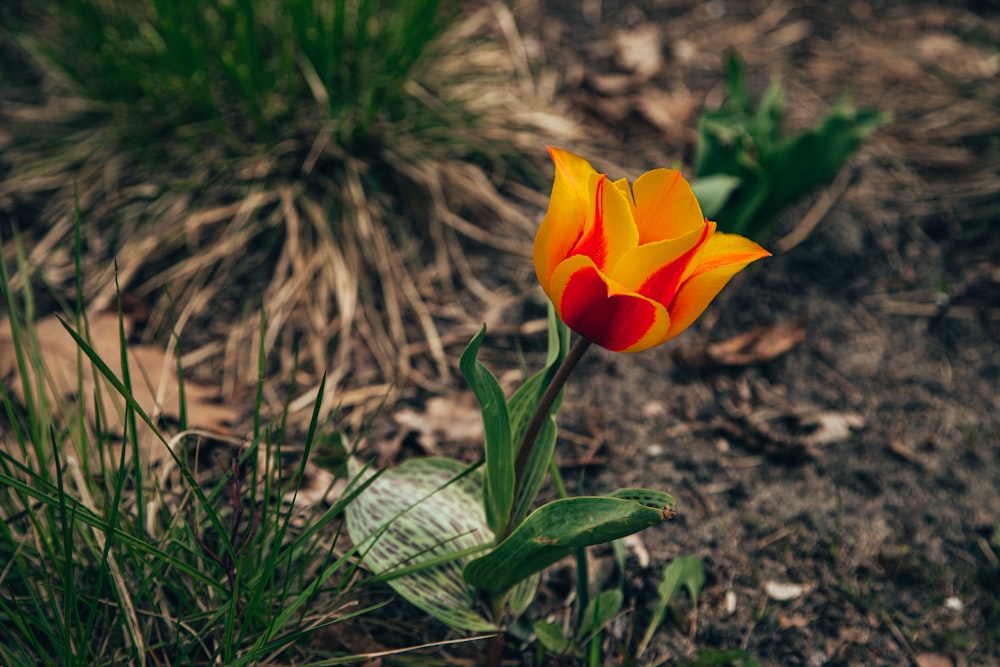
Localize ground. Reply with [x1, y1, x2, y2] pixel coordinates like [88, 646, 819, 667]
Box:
[394, 1, 1000, 663]
[2, 0, 999, 666]
[504, 1, 1000, 664]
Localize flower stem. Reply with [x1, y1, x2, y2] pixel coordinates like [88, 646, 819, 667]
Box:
[549, 459, 591, 629]
[506, 336, 591, 539]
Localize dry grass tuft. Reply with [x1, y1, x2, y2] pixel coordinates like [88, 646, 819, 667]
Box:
[0, 2, 583, 429]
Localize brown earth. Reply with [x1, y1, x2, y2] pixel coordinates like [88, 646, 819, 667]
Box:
[493, 1, 1000, 665]
[368, 1, 1000, 664]
[336, 2, 1000, 664]
[2, 1, 999, 666]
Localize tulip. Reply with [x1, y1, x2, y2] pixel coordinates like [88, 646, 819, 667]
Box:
[534, 147, 770, 352]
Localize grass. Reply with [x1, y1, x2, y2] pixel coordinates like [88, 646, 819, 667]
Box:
[0, 226, 390, 665]
[0, 4, 581, 659]
[1, 0, 580, 415]
[40, 0, 447, 147]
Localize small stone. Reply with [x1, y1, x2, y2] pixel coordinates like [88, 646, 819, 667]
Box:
[765, 581, 805, 601]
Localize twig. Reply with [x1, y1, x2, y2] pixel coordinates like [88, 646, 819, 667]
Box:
[774, 166, 855, 253]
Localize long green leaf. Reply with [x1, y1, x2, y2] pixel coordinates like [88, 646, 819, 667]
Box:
[464, 488, 675, 598]
[507, 307, 570, 528]
[459, 325, 513, 537]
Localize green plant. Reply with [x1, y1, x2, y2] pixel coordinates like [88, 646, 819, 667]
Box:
[533, 589, 624, 665]
[342, 149, 768, 666]
[4, 0, 566, 411]
[638, 555, 706, 656]
[40, 0, 447, 145]
[344, 312, 676, 637]
[0, 225, 384, 665]
[694, 52, 888, 241]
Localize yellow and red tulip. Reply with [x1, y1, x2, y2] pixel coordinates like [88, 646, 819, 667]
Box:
[534, 147, 770, 353]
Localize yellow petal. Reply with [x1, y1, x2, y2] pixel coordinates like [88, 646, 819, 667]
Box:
[568, 174, 639, 273]
[663, 232, 770, 340]
[612, 177, 634, 207]
[607, 220, 709, 294]
[632, 168, 705, 245]
[534, 147, 601, 286]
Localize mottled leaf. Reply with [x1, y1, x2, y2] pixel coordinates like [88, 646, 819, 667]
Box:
[345, 457, 496, 632]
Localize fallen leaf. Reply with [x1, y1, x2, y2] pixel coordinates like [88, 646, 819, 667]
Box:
[914, 653, 954, 667]
[636, 87, 697, 139]
[673, 319, 807, 369]
[586, 72, 637, 96]
[917, 33, 1000, 79]
[393, 393, 485, 455]
[801, 411, 864, 447]
[778, 614, 811, 629]
[0, 311, 239, 464]
[887, 438, 922, 465]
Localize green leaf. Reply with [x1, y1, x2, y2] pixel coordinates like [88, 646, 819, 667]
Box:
[534, 619, 572, 654]
[344, 457, 496, 632]
[752, 77, 785, 151]
[508, 305, 570, 446]
[694, 51, 887, 241]
[459, 325, 513, 537]
[637, 555, 706, 656]
[509, 416, 557, 529]
[508, 571, 541, 617]
[753, 102, 888, 237]
[464, 489, 675, 598]
[690, 174, 741, 219]
[575, 589, 623, 644]
[677, 648, 763, 667]
[506, 307, 571, 529]
[722, 51, 752, 116]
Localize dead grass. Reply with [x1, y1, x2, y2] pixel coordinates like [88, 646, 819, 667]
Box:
[0, 2, 584, 432]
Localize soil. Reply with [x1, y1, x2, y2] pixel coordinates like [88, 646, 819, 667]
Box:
[2, 1, 999, 666]
[497, 1, 1000, 665]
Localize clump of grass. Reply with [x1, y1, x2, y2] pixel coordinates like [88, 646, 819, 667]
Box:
[0, 231, 384, 665]
[41, 0, 446, 147]
[1, 1, 580, 414]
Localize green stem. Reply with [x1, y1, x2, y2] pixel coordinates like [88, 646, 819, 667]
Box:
[486, 336, 591, 667]
[550, 460, 590, 631]
[507, 336, 591, 534]
[547, 456, 567, 499]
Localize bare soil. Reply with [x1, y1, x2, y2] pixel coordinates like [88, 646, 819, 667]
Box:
[494, 1, 1000, 665]
[2, 1, 999, 666]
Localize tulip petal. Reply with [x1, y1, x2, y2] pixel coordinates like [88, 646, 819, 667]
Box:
[608, 220, 711, 298]
[568, 175, 638, 273]
[534, 148, 601, 285]
[663, 233, 771, 340]
[632, 168, 705, 245]
[612, 177, 633, 207]
[548, 255, 669, 352]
